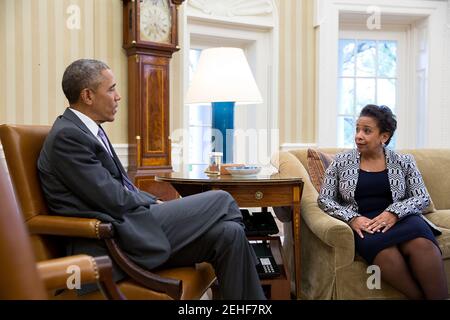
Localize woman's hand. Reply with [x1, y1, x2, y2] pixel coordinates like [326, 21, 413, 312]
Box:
[350, 216, 374, 238]
[367, 211, 398, 233]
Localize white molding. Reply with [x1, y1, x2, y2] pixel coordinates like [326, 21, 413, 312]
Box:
[315, 0, 448, 148]
[186, 0, 275, 29]
[171, 142, 183, 173]
[280, 143, 317, 152]
[425, 2, 448, 147]
[443, 0, 450, 144]
[188, 0, 273, 18]
[112, 144, 128, 171]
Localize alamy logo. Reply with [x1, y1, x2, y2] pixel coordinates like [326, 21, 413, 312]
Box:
[66, 265, 81, 290]
[366, 6, 381, 30]
[366, 265, 381, 290]
[66, 4, 81, 30]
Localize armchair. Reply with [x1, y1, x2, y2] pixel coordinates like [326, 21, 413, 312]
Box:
[0, 124, 216, 300]
[0, 161, 124, 300]
[272, 148, 450, 299]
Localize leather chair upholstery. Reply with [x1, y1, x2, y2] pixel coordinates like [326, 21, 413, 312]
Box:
[0, 161, 123, 300]
[0, 124, 216, 300]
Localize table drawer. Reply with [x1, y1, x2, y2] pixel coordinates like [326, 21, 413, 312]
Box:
[214, 185, 294, 207]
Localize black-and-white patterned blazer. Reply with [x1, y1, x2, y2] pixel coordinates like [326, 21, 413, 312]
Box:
[317, 148, 440, 233]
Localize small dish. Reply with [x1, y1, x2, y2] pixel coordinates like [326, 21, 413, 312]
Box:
[225, 166, 261, 176]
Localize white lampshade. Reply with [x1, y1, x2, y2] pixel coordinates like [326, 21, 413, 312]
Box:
[185, 47, 263, 105]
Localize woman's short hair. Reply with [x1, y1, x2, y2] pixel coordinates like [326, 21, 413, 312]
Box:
[359, 104, 397, 145]
[62, 59, 110, 104]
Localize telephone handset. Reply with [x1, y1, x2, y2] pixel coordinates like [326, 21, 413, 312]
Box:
[249, 240, 281, 279]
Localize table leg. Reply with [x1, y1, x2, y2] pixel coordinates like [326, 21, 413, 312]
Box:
[292, 186, 301, 299]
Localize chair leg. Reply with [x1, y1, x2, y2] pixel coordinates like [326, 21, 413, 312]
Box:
[95, 256, 126, 300]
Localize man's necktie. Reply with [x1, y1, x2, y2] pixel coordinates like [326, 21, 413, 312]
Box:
[97, 126, 138, 192]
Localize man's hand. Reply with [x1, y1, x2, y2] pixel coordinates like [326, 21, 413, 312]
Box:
[350, 216, 374, 238]
[366, 211, 398, 233]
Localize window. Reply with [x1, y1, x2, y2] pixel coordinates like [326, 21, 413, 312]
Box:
[316, 1, 447, 149]
[338, 36, 398, 148]
[188, 48, 212, 165]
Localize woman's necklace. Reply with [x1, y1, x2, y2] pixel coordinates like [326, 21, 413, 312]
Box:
[361, 152, 386, 172]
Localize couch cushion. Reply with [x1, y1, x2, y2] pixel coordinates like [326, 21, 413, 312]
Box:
[436, 228, 450, 260]
[306, 149, 335, 192]
[422, 200, 437, 214]
[421, 211, 450, 259]
[426, 210, 450, 230]
[394, 150, 436, 214]
[399, 149, 450, 210]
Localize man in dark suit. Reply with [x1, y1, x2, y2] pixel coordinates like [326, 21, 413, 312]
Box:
[38, 59, 265, 300]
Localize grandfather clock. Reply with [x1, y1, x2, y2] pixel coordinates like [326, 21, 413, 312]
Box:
[122, 0, 184, 200]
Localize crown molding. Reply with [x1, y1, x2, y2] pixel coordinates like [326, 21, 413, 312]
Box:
[187, 0, 273, 17]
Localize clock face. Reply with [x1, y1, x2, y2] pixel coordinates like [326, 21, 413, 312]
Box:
[140, 0, 172, 44]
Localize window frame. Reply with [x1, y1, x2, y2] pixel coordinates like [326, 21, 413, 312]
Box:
[337, 27, 407, 148]
[179, 13, 279, 170]
[186, 47, 213, 166]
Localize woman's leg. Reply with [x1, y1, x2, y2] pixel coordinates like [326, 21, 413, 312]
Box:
[398, 238, 448, 300]
[373, 246, 424, 299]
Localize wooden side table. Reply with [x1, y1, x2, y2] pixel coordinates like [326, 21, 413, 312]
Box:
[156, 170, 303, 299]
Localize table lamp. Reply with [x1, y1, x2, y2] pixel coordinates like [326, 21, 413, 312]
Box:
[185, 47, 263, 163]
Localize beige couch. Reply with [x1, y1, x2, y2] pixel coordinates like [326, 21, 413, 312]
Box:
[272, 148, 450, 299]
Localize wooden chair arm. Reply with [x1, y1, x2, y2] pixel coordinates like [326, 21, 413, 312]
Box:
[105, 239, 182, 300]
[27, 215, 114, 239]
[37, 254, 125, 300]
[28, 216, 183, 299]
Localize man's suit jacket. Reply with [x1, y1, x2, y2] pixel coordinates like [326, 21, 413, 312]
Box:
[38, 108, 172, 271]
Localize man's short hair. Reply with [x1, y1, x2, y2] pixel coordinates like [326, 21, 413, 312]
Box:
[62, 59, 110, 104]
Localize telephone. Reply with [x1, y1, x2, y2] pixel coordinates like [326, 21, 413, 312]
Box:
[249, 240, 281, 279]
[240, 209, 279, 236]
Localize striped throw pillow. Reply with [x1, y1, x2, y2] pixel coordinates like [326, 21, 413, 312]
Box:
[307, 149, 335, 193]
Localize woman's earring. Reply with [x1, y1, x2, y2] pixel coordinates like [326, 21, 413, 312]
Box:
[381, 142, 386, 147]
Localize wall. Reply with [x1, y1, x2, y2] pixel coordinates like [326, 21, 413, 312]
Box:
[0, 0, 127, 143]
[0, 0, 316, 148]
[276, 0, 316, 146]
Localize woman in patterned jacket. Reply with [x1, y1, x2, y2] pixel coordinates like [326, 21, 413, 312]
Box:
[318, 104, 447, 300]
